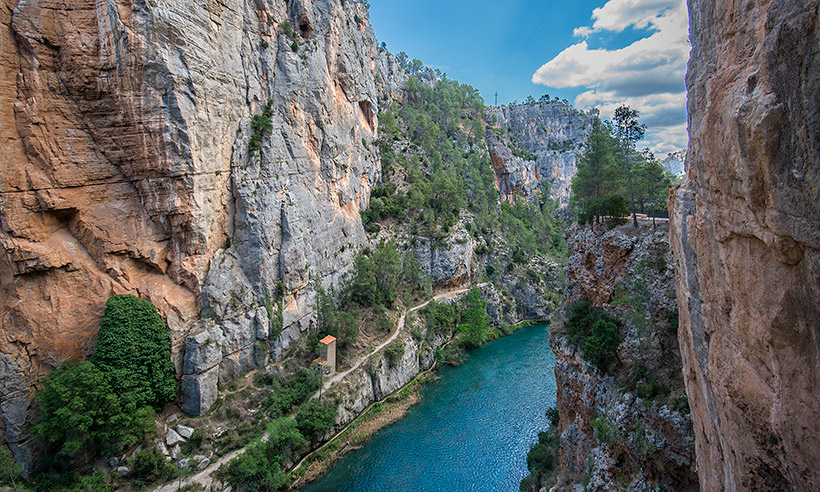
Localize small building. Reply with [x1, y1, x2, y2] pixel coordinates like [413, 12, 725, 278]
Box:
[319, 335, 336, 375]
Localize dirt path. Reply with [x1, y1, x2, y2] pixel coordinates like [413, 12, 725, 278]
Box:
[318, 284, 479, 393]
[151, 284, 483, 492]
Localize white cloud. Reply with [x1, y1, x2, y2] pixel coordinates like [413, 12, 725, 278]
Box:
[584, 0, 680, 35]
[532, 0, 689, 153]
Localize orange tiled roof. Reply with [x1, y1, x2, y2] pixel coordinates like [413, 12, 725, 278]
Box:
[320, 335, 336, 345]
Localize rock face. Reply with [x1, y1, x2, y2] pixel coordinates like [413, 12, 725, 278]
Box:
[550, 223, 697, 491]
[661, 150, 686, 178]
[486, 102, 594, 206]
[0, 0, 402, 463]
[669, 1, 820, 490]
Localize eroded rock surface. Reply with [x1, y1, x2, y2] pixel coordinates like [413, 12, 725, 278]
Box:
[669, 1, 820, 490]
[486, 102, 593, 206]
[0, 0, 401, 463]
[550, 224, 696, 491]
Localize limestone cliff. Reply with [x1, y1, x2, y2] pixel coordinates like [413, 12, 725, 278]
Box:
[546, 223, 696, 491]
[669, 0, 820, 490]
[0, 0, 399, 466]
[486, 102, 593, 206]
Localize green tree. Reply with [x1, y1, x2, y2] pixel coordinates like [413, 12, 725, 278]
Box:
[613, 105, 646, 227]
[634, 154, 672, 228]
[348, 254, 377, 306]
[371, 240, 401, 306]
[33, 361, 155, 458]
[458, 288, 491, 348]
[582, 318, 623, 372]
[91, 295, 177, 411]
[295, 399, 337, 442]
[220, 442, 287, 492]
[266, 417, 308, 464]
[0, 446, 21, 490]
[571, 117, 622, 225]
[384, 340, 405, 368]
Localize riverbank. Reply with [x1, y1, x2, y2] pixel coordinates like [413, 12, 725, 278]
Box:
[292, 371, 432, 485]
[300, 324, 556, 492]
[292, 317, 545, 487]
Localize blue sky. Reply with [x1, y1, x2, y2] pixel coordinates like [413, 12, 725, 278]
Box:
[369, 0, 689, 155]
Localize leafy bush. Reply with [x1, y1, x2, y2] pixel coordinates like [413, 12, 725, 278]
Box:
[295, 399, 337, 442]
[33, 361, 155, 458]
[582, 318, 623, 372]
[181, 428, 205, 455]
[0, 446, 21, 488]
[373, 305, 394, 333]
[566, 301, 623, 373]
[384, 340, 405, 368]
[248, 101, 274, 151]
[130, 448, 177, 485]
[69, 471, 115, 492]
[265, 367, 321, 417]
[220, 442, 287, 492]
[266, 417, 308, 464]
[546, 407, 560, 428]
[91, 294, 177, 411]
[519, 430, 558, 491]
[458, 288, 491, 348]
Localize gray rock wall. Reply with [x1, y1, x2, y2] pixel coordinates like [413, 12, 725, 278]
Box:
[486, 102, 594, 206]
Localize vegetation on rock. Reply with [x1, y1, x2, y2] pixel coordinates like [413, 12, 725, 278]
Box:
[372, 75, 566, 262]
[571, 110, 673, 228]
[91, 295, 177, 411]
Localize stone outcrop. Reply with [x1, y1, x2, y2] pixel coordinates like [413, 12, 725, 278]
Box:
[669, 1, 820, 490]
[0, 0, 404, 464]
[486, 101, 594, 206]
[411, 228, 476, 289]
[661, 150, 686, 178]
[549, 223, 697, 491]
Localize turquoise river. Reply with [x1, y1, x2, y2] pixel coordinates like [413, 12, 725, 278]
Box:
[301, 323, 557, 492]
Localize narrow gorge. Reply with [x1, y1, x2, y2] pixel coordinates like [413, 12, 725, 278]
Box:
[0, 0, 818, 491]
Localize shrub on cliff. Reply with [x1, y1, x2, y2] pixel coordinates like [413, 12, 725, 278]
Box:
[519, 429, 558, 492]
[582, 318, 623, 371]
[33, 361, 155, 458]
[295, 399, 337, 442]
[130, 447, 177, 486]
[0, 446, 21, 489]
[384, 340, 405, 368]
[265, 367, 321, 417]
[566, 300, 623, 372]
[91, 294, 177, 410]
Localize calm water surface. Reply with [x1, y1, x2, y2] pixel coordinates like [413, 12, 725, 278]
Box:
[301, 323, 557, 492]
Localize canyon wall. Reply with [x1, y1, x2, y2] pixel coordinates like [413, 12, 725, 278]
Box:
[669, 0, 820, 490]
[0, 0, 399, 466]
[549, 223, 696, 491]
[486, 102, 593, 206]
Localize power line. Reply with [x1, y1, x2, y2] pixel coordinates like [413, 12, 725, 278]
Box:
[498, 0, 559, 102]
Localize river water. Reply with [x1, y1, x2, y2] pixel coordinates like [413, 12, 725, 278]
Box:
[301, 323, 557, 492]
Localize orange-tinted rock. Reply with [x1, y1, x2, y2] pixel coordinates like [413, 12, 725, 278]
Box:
[0, 0, 397, 466]
[670, 0, 820, 489]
